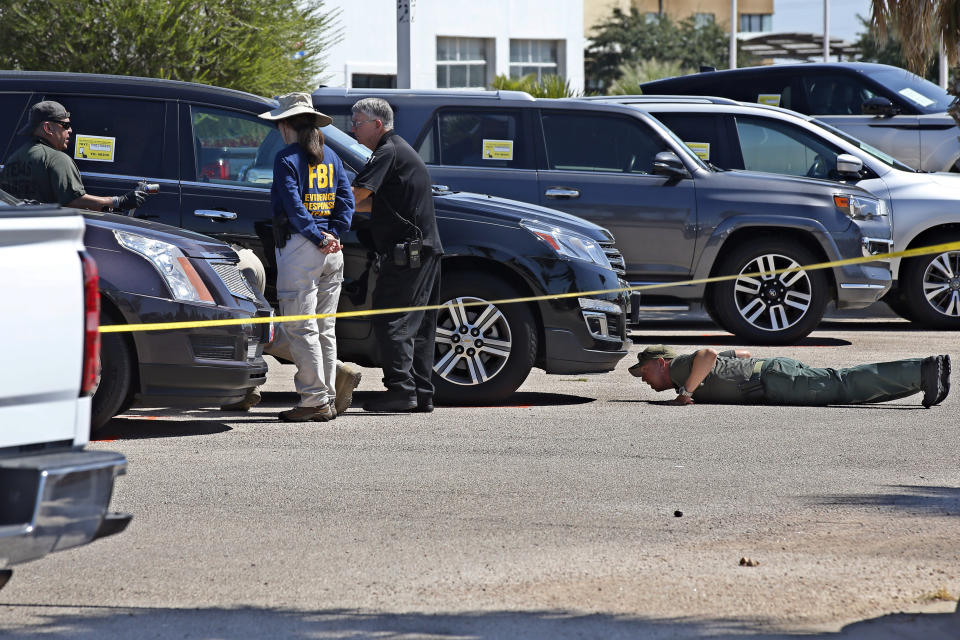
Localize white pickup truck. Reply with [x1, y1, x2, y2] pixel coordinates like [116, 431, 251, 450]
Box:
[0, 197, 129, 590]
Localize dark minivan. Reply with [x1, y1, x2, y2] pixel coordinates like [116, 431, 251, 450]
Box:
[0, 72, 629, 403]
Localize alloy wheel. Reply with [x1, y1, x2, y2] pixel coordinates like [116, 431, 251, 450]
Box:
[435, 296, 512, 386]
[922, 250, 960, 317]
[732, 253, 813, 333]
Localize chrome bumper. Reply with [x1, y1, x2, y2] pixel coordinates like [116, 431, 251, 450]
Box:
[0, 449, 130, 568]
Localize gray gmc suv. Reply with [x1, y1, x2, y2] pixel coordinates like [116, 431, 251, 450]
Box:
[313, 88, 893, 344]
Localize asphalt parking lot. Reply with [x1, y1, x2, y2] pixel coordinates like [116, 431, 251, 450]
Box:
[2, 313, 958, 639]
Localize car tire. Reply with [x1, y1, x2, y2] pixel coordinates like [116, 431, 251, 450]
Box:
[433, 272, 537, 404]
[897, 232, 960, 329]
[882, 290, 918, 322]
[91, 314, 135, 433]
[709, 240, 828, 344]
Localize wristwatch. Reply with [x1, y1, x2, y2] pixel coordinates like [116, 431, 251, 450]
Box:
[319, 235, 330, 248]
[677, 385, 693, 398]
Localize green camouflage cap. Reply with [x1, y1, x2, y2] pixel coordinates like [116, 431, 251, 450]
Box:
[628, 345, 677, 377]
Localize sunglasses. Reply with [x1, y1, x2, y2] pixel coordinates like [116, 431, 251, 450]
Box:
[48, 120, 72, 130]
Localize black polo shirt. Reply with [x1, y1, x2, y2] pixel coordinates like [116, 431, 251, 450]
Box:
[353, 130, 443, 255]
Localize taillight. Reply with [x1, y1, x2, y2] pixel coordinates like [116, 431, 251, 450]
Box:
[80, 251, 100, 397]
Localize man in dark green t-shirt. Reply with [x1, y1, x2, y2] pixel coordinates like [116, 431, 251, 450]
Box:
[0, 101, 145, 211]
[629, 345, 950, 408]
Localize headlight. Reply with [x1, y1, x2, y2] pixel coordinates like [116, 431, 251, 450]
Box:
[833, 194, 884, 220]
[114, 230, 215, 304]
[521, 220, 612, 269]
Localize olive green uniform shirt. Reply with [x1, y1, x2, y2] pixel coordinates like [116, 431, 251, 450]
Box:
[0, 138, 85, 205]
[667, 352, 924, 405]
[668, 350, 765, 403]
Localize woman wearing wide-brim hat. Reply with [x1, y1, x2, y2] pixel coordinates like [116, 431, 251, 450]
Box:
[258, 92, 354, 422]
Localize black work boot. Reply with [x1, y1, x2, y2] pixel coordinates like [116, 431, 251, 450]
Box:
[362, 393, 417, 413]
[921, 356, 945, 408]
[936, 354, 951, 405]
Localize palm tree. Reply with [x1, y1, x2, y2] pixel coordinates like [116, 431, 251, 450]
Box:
[871, 0, 960, 74]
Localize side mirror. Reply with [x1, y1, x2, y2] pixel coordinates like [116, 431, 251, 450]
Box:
[652, 151, 690, 179]
[836, 153, 863, 178]
[862, 96, 899, 117]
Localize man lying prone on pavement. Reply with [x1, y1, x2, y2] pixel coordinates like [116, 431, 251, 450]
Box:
[630, 345, 950, 408]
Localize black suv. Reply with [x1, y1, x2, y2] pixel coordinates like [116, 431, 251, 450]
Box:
[311, 88, 893, 344]
[0, 72, 629, 403]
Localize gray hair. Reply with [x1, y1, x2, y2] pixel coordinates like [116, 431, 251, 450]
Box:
[352, 98, 394, 131]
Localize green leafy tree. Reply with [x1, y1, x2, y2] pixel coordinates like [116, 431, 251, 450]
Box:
[585, 9, 751, 92]
[0, 0, 342, 96]
[491, 73, 582, 98]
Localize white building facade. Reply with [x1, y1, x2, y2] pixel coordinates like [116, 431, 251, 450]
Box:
[322, 0, 585, 92]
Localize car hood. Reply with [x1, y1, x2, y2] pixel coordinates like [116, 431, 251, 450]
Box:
[82, 211, 237, 259]
[724, 168, 874, 196]
[921, 171, 960, 191]
[433, 190, 615, 243]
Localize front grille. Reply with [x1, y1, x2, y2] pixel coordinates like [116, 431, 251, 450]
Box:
[600, 241, 626, 275]
[209, 261, 258, 301]
[190, 336, 239, 361]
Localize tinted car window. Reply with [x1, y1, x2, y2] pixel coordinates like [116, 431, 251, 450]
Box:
[39, 95, 164, 178]
[430, 109, 529, 168]
[651, 112, 742, 168]
[802, 75, 878, 115]
[541, 112, 666, 174]
[734, 115, 841, 179]
[190, 106, 274, 186]
[866, 66, 953, 113]
[0, 92, 32, 160]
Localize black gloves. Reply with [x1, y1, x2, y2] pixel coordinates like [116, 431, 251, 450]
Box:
[114, 189, 147, 211]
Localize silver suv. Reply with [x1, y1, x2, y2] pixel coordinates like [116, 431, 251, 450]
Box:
[613, 95, 960, 328]
[314, 88, 893, 344]
[641, 62, 959, 173]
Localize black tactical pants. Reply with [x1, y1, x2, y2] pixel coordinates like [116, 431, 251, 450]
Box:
[371, 252, 441, 402]
[761, 357, 923, 405]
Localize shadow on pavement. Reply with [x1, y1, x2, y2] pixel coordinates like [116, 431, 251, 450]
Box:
[0, 603, 956, 639]
[628, 330, 851, 347]
[810, 484, 960, 517]
[260, 391, 596, 408]
[91, 417, 231, 441]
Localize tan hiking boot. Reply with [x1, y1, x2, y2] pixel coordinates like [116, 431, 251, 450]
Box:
[279, 404, 335, 422]
[221, 387, 262, 411]
[334, 362, 363, 415]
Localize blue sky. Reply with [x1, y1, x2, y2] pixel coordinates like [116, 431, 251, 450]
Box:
[773, 0, 871, 43]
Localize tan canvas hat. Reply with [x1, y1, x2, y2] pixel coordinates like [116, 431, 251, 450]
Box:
[258, 92, 332, 127]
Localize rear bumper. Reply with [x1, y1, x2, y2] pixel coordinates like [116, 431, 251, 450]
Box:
[0, 449, 129, 568]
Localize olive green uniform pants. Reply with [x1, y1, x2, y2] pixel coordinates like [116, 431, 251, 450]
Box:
[760, 357, 923, 405]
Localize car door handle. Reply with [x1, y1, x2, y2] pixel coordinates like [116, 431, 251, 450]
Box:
[194, 209, 238, 221]
[545, 188, 580, 199]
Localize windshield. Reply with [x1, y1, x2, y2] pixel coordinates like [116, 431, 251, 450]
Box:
[812, 118, 918, 172]
[867, 67, 954, 113]
[0, 187, 18, 207]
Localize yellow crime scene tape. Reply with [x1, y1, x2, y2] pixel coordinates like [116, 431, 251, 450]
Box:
[99, 240, 960, 334]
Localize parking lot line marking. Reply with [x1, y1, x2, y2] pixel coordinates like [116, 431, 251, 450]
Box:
[99, 240, 960, 334]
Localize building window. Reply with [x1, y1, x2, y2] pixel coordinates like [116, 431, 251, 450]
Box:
[694, 13, 715, 27]
[740, 14, 772, 32]
[351, 73, 397, 89]
[644, 12, 659, 24]
[437, 37, 490, 88]
[509, 39, 563, 82]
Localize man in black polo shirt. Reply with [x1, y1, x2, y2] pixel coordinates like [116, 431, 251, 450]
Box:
[351, 98, 444, 413]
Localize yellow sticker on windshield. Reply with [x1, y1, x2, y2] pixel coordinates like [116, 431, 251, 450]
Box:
[757, 93, 781, 107]
[482, 139, 514, 161]
[74, 135, 116, 162]
[685, 141, 710, 161]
